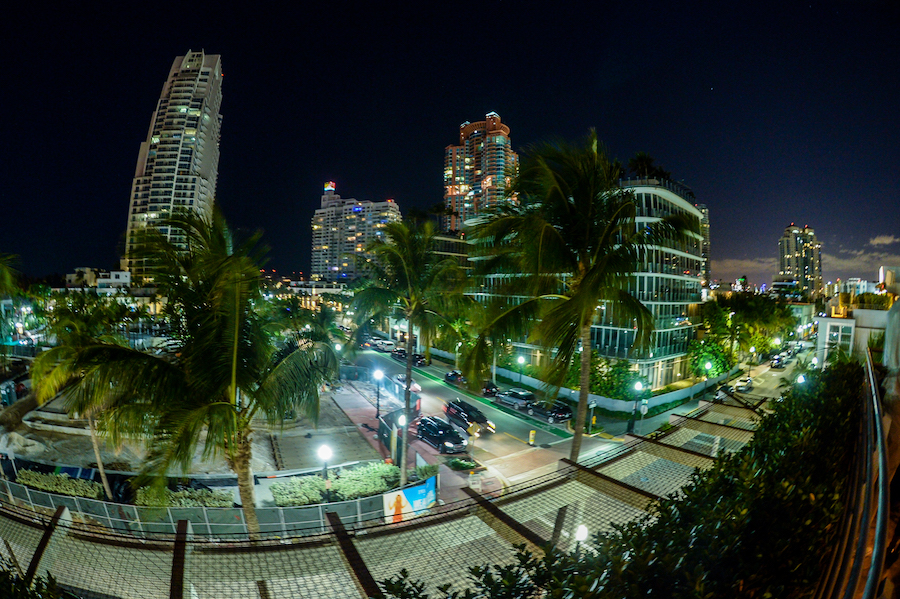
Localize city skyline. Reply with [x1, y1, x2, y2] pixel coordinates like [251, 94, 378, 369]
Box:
[2, 2, 898, 289]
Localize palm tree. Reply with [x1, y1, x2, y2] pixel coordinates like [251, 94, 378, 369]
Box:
[352, 220, 468, 486]
[471, 130, 697, 462]
[33, 295, 127, 500]
[34, 210, 337, 538]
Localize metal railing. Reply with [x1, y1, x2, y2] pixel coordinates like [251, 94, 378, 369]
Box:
[815, 349, 890, 598]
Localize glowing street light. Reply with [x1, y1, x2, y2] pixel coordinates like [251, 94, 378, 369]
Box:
[517, 356, 525, 383]
[318, 445, 333, 503]
[575, 524, 588, 560]
[627, 381, 643, 434]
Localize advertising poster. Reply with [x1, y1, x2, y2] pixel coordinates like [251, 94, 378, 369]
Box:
[383, 476, 437, 524]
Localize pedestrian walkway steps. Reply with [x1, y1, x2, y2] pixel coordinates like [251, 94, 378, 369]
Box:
[499, 479, 646, 548]
[596, 452, 696, 499]
[656, 427, 748, 456]
[696, 410, 758, 431]
[356, 515, 517, 596]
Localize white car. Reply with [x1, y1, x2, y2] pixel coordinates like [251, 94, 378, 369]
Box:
[735, 377, 753, 392]
[396, 374, 421, 393]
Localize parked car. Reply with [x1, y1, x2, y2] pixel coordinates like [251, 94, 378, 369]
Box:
[395, 374, 421, 393]
[481, 380, 500, 396]
[416, 416, 468, 453]
[446, 399, 496, 434]
[494, 388, 536, 410]
[445, 370, 467, 386]
[391, 347, 408, 361]
[735, 376, 753, 392]
[715, 385, 734, 401]
[770, 356, 785, 369]
[524, 401, 573, 424]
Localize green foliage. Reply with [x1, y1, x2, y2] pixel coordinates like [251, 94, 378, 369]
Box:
[134, 487, 235, 507]
[16, 470, 103, 499]
[414, 464, 440, 480]
[563, 351, 651, 400]
[447, 458, 478, 471]
[686, 339, 731, 377]
[856, 292, 892, 309]
[380, 361, 863, 598]
[270, 462, 407, 506]
[0, 559, 61, 599]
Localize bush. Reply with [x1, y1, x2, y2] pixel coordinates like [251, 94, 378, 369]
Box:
[134, 487, 234, 508]
[381, 361, 864, 598]
[446, 458, 477, 471]
[0, 559, 61, 598]
[16, 470, 103, 499]
[270, 462, 406, 507]
[271, 474, 328, 507]
[414, 464, 440, 480]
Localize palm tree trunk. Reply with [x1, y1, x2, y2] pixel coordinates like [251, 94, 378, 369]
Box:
[569, 321, 592, 462]
[231, 433, 261, 540]
[399, 316, 414, 487]
[88, 415, 113, 501]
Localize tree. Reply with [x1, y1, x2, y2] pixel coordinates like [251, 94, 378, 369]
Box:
[471, 130, 697, 461]
[352, 220, 468, 486]
[33, 210, 337, 538]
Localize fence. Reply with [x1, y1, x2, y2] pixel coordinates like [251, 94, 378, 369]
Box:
[0, 475, 436, 540]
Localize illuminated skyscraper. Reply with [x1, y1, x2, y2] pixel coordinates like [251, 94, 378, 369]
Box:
[778, 224, 823, 299]
[124, 50, 224, 278]
[310, 182, 402, 282]
[443, 112, 518, 231]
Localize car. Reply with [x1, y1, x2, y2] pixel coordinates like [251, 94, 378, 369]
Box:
[524, 400, 573, 424]
[494, 388, 536, 410]
[481, 380, 499, 396]
[445, 370, 467, 386]
[391, 347, 408, 361]
[416, 416, 468, 453]
[770, 357, 785, 369]
[735, 377, 753, 392]
[375, 339, 395, 352]
[411, 353, 427, 367]
[446, 399, 496, 434]
[395, 374, 421, 393]
[715, 385, 733, 401]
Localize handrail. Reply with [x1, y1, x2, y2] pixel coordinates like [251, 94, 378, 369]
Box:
[820, 350, 890, 598]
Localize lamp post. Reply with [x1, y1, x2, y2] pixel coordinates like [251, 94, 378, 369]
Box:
[397, 412, 407, 484]
[627, 381, 642, 434]
[575, 524, 588, 561]
[517, 356, 525, 383]
[704, 361, 712, 399]
[318, 445, 332, 503]
[374, 369, 383, 419]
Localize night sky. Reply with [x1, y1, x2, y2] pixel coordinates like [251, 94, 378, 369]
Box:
[3, 1, 898, 289]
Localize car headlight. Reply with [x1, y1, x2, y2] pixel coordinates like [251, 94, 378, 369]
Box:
[444, 441, 453, 447]
[461, 438, 468, 445]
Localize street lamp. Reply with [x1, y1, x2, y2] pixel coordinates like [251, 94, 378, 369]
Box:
[374, 369, 384, 419]
[517, 356, 525, 383]
[318, 445, 332, 503]
[797, 374, 806, 384]
[704, 361, 712, 400]
[627, 381, 642, 434]
[397, 413, 408, 485]
[335, 343, 342, 352]
[575, 524, 588, 560]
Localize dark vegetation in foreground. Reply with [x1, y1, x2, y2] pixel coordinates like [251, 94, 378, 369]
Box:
[381, 361, 862, 599]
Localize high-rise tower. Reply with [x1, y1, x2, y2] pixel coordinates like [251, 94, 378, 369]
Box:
[124, 50, 223, 278]
[310, 182, 402, 282]
[777, 224, 823, 299]
[443, 112, 518, 231]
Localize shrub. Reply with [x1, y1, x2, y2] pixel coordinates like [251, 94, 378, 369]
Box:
[447, 458, 477, 471]
[0, 558, 61, 598]
[271, 474, 327, 507]
[270, 462, 405, 507]
[414, 464, 440, 480]
[134, 487, 234, 508]
[16, 470, 103, 499]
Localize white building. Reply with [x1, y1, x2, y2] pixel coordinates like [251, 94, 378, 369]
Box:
[124, 50, 224, 278]
[310, 182, 402, 282]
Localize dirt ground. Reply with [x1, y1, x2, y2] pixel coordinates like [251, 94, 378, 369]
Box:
[0, 391, 363, 475]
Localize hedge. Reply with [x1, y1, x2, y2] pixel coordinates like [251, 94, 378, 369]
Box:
[16, 470, 103, 499]
[134, 487, 235, 508]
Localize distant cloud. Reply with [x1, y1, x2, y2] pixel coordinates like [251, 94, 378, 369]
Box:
[822, 250, 900, 282]
[711, 257, 777, 287]
[868, 235, 900, 247]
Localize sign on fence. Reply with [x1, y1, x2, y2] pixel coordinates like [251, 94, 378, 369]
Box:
[382, 476, 437, 524]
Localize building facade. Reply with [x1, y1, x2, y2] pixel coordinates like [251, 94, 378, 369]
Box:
[443, 112, 518, 231]
[310, 182, 402, 282]
[777, 224, 823, 300]
[589, 179, 705, 388]
[124, 50, 224, 278]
